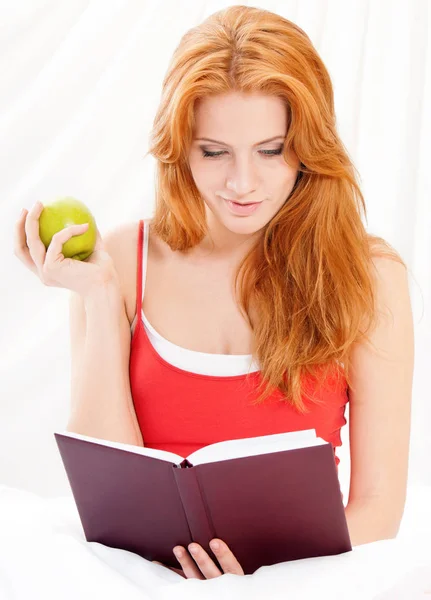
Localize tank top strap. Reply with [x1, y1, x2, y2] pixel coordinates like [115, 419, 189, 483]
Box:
[135, 219, 144, 324]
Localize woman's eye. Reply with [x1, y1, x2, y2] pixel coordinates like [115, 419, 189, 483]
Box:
[201, 148, 283, 158]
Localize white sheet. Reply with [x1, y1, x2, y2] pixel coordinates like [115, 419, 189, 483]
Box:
[0, 483, 429, 600]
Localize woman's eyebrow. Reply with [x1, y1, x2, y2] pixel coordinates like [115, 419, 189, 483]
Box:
[195, 135, 286, 146]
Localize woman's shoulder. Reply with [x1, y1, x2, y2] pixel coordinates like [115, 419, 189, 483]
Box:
[102, 220, 143, 327]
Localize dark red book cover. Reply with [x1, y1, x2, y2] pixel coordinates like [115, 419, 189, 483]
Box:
[54, 430, 351, 575]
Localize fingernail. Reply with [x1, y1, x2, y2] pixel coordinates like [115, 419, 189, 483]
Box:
[174, 548, 183, 558]
[188, 544, 198, 555]
[210, 541, 219, 551]
[20, 208, 26, 217]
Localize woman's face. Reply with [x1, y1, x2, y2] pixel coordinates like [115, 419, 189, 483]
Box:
[187, 91, 300, 254]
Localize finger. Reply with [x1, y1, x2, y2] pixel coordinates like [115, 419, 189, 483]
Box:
[24, 201, 46, 271]
[208, 539, 244, 575]
[173, 546, 207, 580]
[94, 228, 104, 252]
[14, 208, 36, 271]
[185, 544, 223, 580]
[44, 223, 89, 267]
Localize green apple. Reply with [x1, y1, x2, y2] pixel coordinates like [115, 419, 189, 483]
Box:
[39, 197, 97, 261]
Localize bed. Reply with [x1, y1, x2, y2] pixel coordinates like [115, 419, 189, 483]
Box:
[0, 482, 429, 599]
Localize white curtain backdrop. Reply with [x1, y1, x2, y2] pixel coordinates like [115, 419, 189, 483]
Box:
[1, 0, 429, 501]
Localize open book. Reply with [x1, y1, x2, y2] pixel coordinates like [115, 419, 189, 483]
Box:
[54, 428, 351, 575]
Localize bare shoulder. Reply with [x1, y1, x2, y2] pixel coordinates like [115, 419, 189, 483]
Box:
[102, 220, 141, 327]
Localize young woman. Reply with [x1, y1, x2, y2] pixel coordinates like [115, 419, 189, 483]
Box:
[14, 6, 414, 580]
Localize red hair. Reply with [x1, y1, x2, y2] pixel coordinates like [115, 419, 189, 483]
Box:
[144, 5, 406, 413]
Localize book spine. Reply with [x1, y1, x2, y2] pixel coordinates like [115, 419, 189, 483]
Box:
[172, 465, 221, 565]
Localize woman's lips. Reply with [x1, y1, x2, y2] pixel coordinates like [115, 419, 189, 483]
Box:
[222, 198, 261, 205]
[223, 198, 262, 215]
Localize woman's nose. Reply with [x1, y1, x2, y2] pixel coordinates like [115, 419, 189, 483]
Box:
[226, 158, 259, 196]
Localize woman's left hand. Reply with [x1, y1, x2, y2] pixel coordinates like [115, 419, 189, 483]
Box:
[152, 538, 245, 579]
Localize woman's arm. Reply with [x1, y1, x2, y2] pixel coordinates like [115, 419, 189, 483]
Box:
[344, 255, 414, 546]
[66, 282, 143, 446]
[345, 498, 401, 547]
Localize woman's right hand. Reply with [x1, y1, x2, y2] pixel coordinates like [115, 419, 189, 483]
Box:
[14, 201, 120, 298]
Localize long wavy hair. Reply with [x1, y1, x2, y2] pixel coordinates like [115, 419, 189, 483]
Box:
[144, 5, 406, 414]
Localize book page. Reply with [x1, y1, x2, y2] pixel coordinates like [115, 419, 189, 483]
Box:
[55, 431, 185, 464]
[187, 429, 328, 466]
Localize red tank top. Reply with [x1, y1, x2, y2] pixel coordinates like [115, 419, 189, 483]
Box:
[129, 219, 349, 470]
